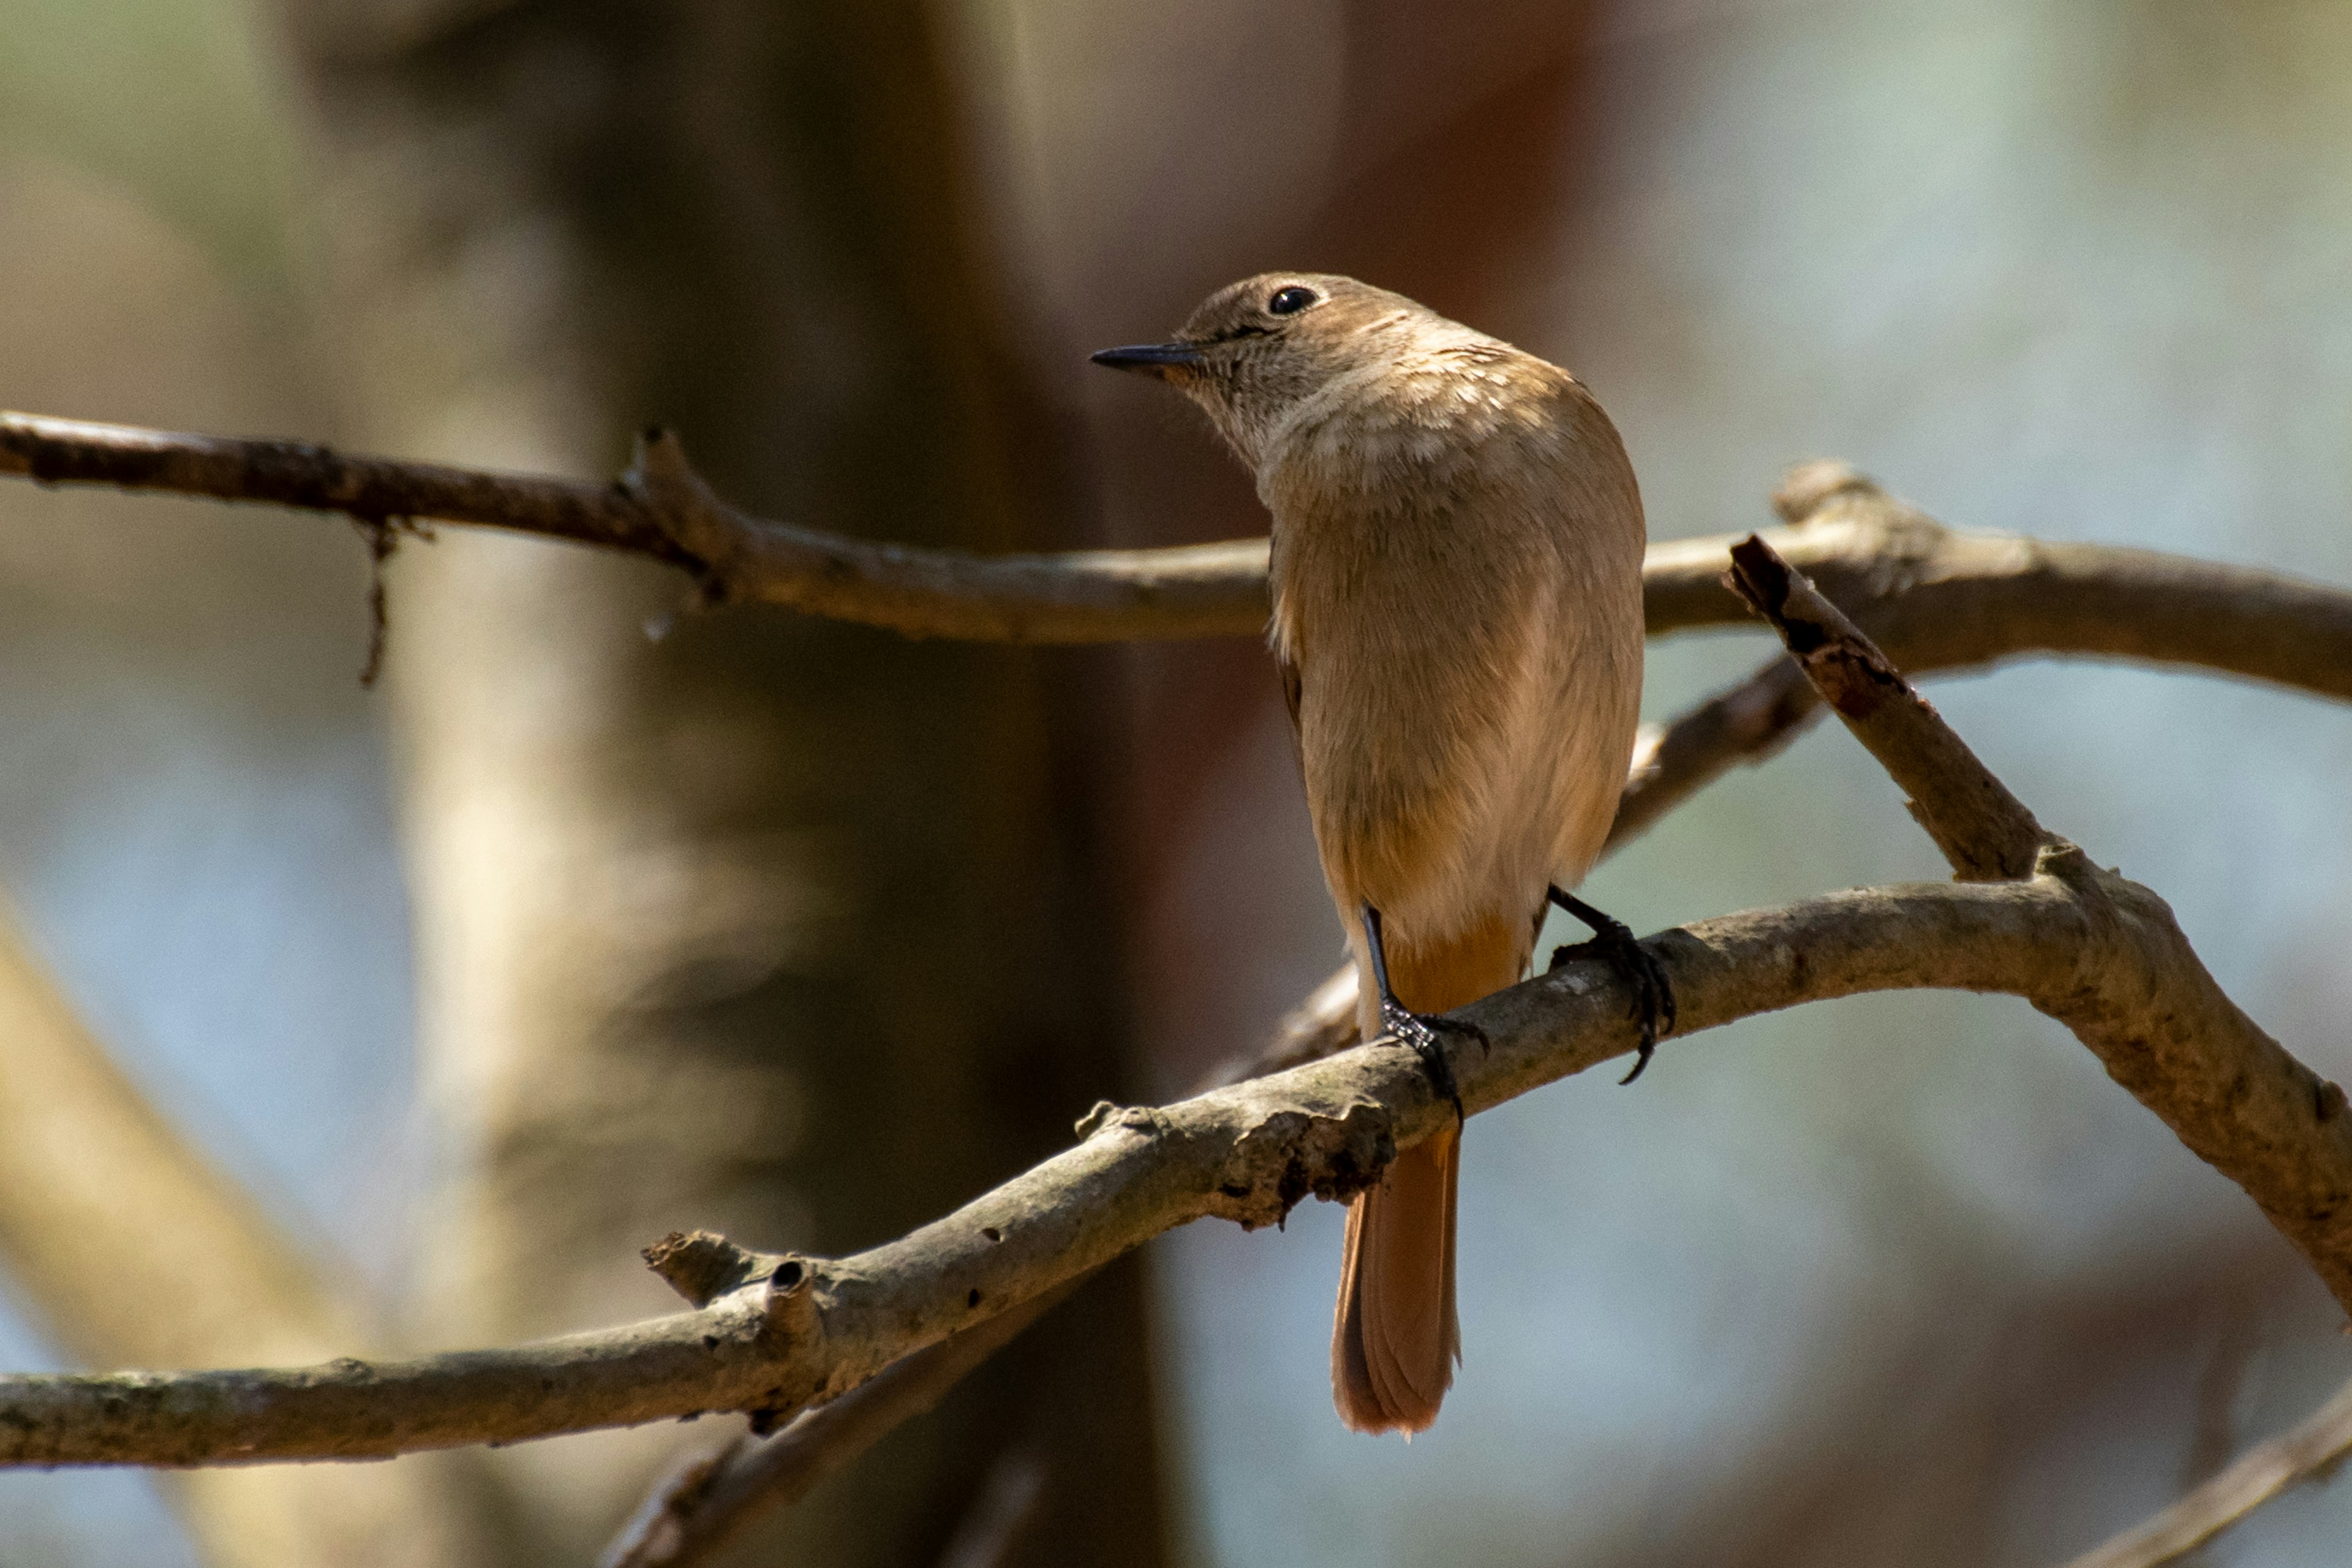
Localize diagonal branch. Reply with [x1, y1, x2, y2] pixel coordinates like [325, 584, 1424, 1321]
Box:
[2057, 1372, 2352, 1568]
[1, 834, 2341, 1468]
[0, 897, 480, 1566]
[1723, 532, 2049, 878]
[1725, 533, 2352, 1561]
[1725, 526, 2352, 1387]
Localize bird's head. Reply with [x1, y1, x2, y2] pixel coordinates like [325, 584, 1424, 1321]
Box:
[1091, 273, 1455, 469]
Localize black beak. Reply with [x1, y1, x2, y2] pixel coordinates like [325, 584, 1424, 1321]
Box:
[1089, 341, 1205, 379]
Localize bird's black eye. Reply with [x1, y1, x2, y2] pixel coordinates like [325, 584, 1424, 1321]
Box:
[1267, 285, 1319, 316]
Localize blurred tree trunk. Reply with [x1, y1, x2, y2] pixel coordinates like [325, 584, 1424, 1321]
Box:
[281, 2, 1167, 1564]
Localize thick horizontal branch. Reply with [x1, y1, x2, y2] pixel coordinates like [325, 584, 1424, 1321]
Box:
[1653, 461, 2352, 698]
[9, 415, 2352, 684]
[2, 839, 2337, 1467]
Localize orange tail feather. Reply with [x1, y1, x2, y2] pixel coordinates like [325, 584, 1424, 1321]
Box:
[1331, 911, 1523, 1434]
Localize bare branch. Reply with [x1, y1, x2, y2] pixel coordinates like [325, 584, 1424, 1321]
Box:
[1722, 537, 2352, 1561]
[1730, 533, 2352, 1319]
[3, 831, 2342, 1468]
[8, 417, 2352, 1490]
[1649, 461, 2352, 699]
[9, 415, 2352, 684]
[2059, 1373, 2352, 1568]
[1724, 533, 2050, 878]
[0, 413, 1269, 643]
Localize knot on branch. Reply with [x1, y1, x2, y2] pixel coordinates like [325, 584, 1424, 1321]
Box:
[623, 428, 742, 605]
[643, 1229, 804, 1310]
[1207, 1101, 1394, 1231]
[2028, 843, 2225, 1042]
[1768, 462, 1956, 613]
[1075, 1101, 1172, 1140]
[1772, 459, 1880, 523]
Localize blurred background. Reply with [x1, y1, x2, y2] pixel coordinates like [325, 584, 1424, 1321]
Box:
[1, 0, 2350, 1564]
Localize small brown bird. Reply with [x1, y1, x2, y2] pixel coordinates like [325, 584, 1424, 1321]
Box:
[1095, 274, 1668, 1434]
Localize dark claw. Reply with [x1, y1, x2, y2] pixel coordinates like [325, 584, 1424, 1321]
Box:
[1546, 887, 1675, 1085]
[1378, 996, 1480, 1125]
[1359, 902, 1488, 1123]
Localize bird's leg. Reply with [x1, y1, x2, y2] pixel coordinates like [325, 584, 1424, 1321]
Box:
[1545, 886, 1675, 1085]
[1361, 903, 1482, 1125]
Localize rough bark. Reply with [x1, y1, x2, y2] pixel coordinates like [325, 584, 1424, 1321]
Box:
[2, 846, 2337, 1466]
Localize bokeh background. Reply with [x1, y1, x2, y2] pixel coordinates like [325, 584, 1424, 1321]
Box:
[2, 1, 2351, 1564]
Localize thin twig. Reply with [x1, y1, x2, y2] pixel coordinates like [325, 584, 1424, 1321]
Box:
[2058, 1373, 2352, 1568]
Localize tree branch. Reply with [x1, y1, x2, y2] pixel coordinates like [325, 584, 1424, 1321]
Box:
[1724, 533, 2049, 878]
[7, 413, 2350, 1512]
[9, 414, 2352, 681]
[1726, 532, 2352, 1312]
[0, 414, 1269, 643]
[1732, 533, 2352, 1562]
[0, 839, 2332, 1468]
[2056, 1372, 2352, 1568]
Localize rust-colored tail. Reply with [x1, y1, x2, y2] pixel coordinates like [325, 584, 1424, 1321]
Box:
[1331, 913, 1523, 1434]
